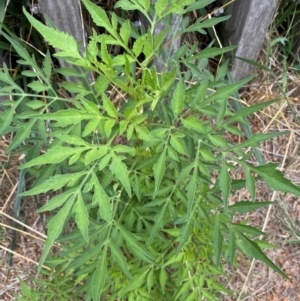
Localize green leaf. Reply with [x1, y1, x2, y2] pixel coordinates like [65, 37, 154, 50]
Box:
[20, 172, 86, 196]
[233, 223, 265, 236]
[20, 146, 83, 169]
[26, 109, 94, 125]
[92, 172, 112, 222]
[109, 240, 132, 279]
[37, 197, 74, 274]
[148, 201, 168, 245]
[74, 193, 89, 243]
[56, 134, 90, 146]
[23, 8, 81, 60]
[104, 119, 115, 137]
[85, 146, 109, 165]
[6, 120, 35, 153]
[38, 189, 77, 212]
[251, 163, 300, 196]
[185, 0, 216, 12]
[83, 119, 101, 137]
[182, 116, 206, 134]
[103, 93, 118, 118]
[26, 100, 46, 109]
[228, 132, 288, 150]
[122, 269, 149, 295]
[153, 148, 167, 197]
[83, 0, 116, 38]
[170, 135, 187, 155]
[132, 34, 146, 57]
[110, 155, 131, 196]
[171, 78, 184, 119]
[219, 158, 230, 213]
[120, 19, 131, 46]
[118, 224, 155, 264]
[202, 76, 255, 105]
[27, 81, 48, 93]
[223, 99, 278, 126]
[213, 214, 223, 267]
[199, 149, 215, 162]
[229, 201, 272, 213]
[236, 231, 288, 279]
[188, 45, 237, 60]
[208, 134, 228, 148]
[155, 0, 168, 16]
[159, 268, 168, 294]
[91, 250, 107, 300]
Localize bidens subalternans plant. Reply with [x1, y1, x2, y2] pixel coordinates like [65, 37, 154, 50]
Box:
[0, 0, 299, 300]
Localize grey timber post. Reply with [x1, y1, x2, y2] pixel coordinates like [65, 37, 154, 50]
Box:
[38, 0, 92, 83]
[223, 0, 280, 81]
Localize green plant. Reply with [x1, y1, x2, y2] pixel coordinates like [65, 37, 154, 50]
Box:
[1, 0, 300, 300]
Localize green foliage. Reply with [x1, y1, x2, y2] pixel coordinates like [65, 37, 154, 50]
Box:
[0, 0, 298, 300]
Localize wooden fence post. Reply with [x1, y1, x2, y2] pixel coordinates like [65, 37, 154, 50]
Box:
[222, 0, 280, 81]
[38, 0, 92, 83]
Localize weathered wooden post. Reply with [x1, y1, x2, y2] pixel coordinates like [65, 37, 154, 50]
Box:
[222, 0, 281, 81]
[37, 0, 92, 83]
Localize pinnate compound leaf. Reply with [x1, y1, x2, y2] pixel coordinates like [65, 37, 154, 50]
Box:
[74, 193, 89, 243]
[171, 78, 184, 119]
[20, 146, 83, 169]
[236, 231, 288, 279]
[229, 201, 272, 213]
[23, 8, 81, 60]
[20, 172, 85, 196]
[110, 155, 131, 196]
[37, 197, 74, 274]
[92, 172, 112, 222]
[251, 163, 300, 196]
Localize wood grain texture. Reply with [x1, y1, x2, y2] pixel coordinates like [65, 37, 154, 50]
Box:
[223, 0, 280, 81]
[38, 0, 92, 83]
